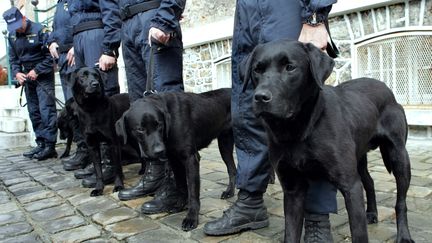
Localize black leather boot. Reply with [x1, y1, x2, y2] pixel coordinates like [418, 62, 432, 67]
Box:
[141, 172, 187, 214]
[74, 163, 95, 179]
[304, 212, 333, 243]
[63, 145, 90, 171]
[23, 140, 45, 158]
[81, 164, 116, 188]
[33, 143, 57, 161]
[118, 160, 165, 201]
[203, 190, 269, 235]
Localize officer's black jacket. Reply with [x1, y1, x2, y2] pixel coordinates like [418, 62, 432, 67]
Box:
[7, 20, 53, 77]
[68, 0, 121, 54]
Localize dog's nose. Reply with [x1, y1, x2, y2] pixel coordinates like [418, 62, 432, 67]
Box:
[254, 90, 272, 103]
[90, 81, 99, 88]
[153, 144, 165, 157]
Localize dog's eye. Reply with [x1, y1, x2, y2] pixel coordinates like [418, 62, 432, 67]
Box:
[285, 64, 295, 72]
[253, 64, 265, 74]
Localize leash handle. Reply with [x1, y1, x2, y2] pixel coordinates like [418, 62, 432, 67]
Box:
[19, 85, 27, 107]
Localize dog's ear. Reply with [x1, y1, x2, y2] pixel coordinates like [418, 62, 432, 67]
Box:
[239, 48, 257, 92]
[303, 42, 335, 88]
[115, 113, 128, 145]
[163, 111, 170, 140]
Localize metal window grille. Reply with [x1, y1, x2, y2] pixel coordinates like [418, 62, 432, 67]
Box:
[213, 56, 232, 89]
[354, 33, 432, 106]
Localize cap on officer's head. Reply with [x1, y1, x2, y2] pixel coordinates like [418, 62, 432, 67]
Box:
[3, 7, 24, 32]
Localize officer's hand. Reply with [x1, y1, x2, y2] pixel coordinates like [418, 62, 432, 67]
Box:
[98, 54, 116, 71]
[49, 42, 59, 59]
[15, 72, 27, 85]
[148, 27, 170, 46]
[298, 24, 328, 51]
[27, 70, 38, 81]
[67, 47, 75, 66]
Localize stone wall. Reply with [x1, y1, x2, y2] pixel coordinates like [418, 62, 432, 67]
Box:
[183, 0, 432, 92]
[182, 0, 235, 28]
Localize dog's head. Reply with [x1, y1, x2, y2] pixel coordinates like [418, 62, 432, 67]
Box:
[57, 98, 76, 140]
[71, 67, 106, 105]
[240, 40, 334, 120]
[115, 97, 170, 160]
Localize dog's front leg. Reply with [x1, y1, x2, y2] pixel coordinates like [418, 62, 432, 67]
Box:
[181, 153, 200, 231]
[279, 171, 307, 243]
[112, 144, 124, 192]
[89, 144, 104, 196]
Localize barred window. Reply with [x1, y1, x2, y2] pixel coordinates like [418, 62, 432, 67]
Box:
[354, 33, 432, 106]
[213, 56, 232, 89]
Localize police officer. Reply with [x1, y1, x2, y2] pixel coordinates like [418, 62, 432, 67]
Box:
[48, 0, 90, 172]
[66, 0, 122, 187]
[203, 1, 339, 242]
[116, 0, 187, 214]
[3, 7, 58, 161]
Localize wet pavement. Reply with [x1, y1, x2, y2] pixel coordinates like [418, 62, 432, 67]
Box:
[0, 138, 431, 242]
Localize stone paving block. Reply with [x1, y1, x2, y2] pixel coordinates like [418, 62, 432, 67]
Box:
[0, 171, 24, 181]
[411, 169, 432, 177]
[3, 176, 31, 186]
[191, 227, 235, 243]
[410, 176, 432, 187]
[57, 187, 90, 199]
[0, 201, 19, 214]
[410, 227, 432, 243]
[0, 210, 26, 226]
[68, 192, 99, 206]
[24, 196, 63, 212]
[9, 186, 45, 198]
[77, 197, 120, 216]
[51, 225, 101, 242]
[37, 174, 65, 185]
[0, 233, 43, 243]
[223, 231, 276, 243]
[41, 215, 87, 234]
[374, 181, 397, 193]
[48, 178, 81, 191]
[200, 197, 231, 215]
[120, 196, 152, 211]
[92, 207, 139, 226]
[17, 190, 56, 204]
[105, 217, 160, 240]
[0, 222, 33, 240]
[30, 204, 75, 222]
[7, 180, 40, 191]
[407, 185, 432, 198]
[0, 191, 10, 204]
[127, 227, 190, 243]
[85, 238, 120, 243]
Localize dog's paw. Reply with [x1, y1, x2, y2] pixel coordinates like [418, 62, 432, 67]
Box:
[220, 190, 234, 199]
[181, 217, 198, 231]
[113, 185, 124, 193]
[366, 212, 378, 224]
[90, 189, 103, 197]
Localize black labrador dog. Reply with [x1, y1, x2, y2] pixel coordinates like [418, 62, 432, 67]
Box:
[57, 98, 76, 158]
[115, 88, 237, 231]
[242, 39, 413, 243]
[71, 67, 131, 196]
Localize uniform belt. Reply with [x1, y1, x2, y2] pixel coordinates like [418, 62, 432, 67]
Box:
[120, 0, 162, 21]
[73, 20, 104, 35]
[58, 44, 73, 53]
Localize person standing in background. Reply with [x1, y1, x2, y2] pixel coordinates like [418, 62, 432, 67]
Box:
[3, 7, 58, 161]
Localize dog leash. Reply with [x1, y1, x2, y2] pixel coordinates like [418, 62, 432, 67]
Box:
[143, 38, 161, 97]
[17, 79, 66, 109]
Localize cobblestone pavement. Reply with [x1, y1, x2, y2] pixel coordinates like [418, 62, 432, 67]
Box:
[0, 138, 431, 243]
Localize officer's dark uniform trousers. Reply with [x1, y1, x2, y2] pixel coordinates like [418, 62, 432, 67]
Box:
[8, 21, 57, 146]
[49, 0, 74, 101]
[120, 2, 184, 102]
[232, 0, 337, 214]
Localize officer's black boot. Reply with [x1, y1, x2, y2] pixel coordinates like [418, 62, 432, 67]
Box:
[23, 140, 45, 158]
[303, 212, 333, 243]
[203, 190, 269, 235]
[141, 170, 187, 214]
[81, 142, 116, 188]
[74, 163, 94, 179]
[118, 160, 165, 201]
[33, 143, 57, 161]
[63, 144, 90, 171]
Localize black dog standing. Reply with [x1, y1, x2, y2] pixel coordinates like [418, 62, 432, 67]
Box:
[71, 67, 130, 196]
[116, 88, 237, 231]
[242, 40, 414, 243]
